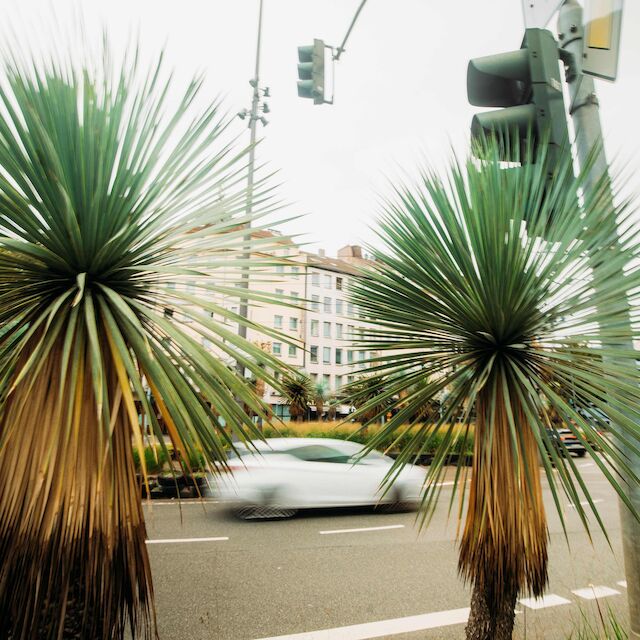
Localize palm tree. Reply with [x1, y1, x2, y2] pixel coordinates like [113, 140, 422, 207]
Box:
[342, 141, 640, 639]
[313, 382, 328, 421]
[345, 374, 391, 424]
[0, 46, 287, 639]
[281, 373, 313, 422]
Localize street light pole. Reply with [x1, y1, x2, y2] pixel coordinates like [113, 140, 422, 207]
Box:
[558, 2, 640, 636]
[237, 0, 269, 357]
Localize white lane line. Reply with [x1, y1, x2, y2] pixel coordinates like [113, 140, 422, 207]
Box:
[567, 498, 603, 508]
[572, 586, 621, 600]
[145, 536, 228, 544]
[143, 500, 220, 506]
[319, 524, 405, 536]
[617, 581, 628, 588]
[253, 607, 470, 640]
[519, 594, 572, 610]
[578, 462, 595, 469]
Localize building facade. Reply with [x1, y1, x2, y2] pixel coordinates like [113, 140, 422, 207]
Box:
[243, 235, 375, 419]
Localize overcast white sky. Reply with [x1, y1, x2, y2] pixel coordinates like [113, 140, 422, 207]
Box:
[5, 0, 640, 256]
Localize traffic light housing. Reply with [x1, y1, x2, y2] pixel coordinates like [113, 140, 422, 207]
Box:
[297, 39, 325, 105]
[467, 29, 569, 173]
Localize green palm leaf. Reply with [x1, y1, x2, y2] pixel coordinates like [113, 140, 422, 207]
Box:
[342, 139, 640, 630]
[0, 43, 290, 639]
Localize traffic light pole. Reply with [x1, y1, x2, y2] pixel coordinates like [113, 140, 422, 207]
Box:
[558, 2, 640, 636]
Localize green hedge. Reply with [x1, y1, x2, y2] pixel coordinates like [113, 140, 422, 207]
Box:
[133, 446, 169, 474]
[261, 425, 474, 456]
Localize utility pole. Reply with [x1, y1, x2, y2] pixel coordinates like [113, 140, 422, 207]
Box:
[558, 2, 640, 636]
[237, 0, 270, 362]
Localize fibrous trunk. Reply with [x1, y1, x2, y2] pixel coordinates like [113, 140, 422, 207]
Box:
[460, 378, 548, 640]
[0, 336, 156, 640]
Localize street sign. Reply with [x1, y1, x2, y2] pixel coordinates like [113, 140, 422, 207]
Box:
[582, 0, 623, 81]
[522, 0, 564, 28]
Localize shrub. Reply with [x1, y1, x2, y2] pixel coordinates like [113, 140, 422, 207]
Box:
[132, 446, 169, 474]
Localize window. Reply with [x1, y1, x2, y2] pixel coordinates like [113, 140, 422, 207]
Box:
[323, 297, 331, 313]
[358, 351, 366, 361]
[310, 346, 318, 363]
[335, 348, 343, 365]
[292, 266, 300, 279]
[311, 272, 320, 286]
[324, 274, 332, 289]
[336, 277, 343, 291]
[274, 371, 281, 381]
[310, 320, 319, 337]
[288, 345, 297, 357]
[311, 373, 318, 383]
[311, 295, 320, 311]
[347, 350, 354, 363]
[323, 347, 331, 364]
[290, 291, 299, 300]
[347, 324, 355, 338]
[288, 445, 350, 464]
[275, 288, 284, 297]
[323, 321, 331, 338]
[348, 375, 355, 384]
[274, 315, 283, 329]
[272, 342, 282, 356]
[336, 323, 343, 339]
[347, 302, 354, 316]
[289, 317, 299, 331]
[276, 265, 284, 274]
[323, 374, 331, 388]
[335, 299, 344, 314]
[335, 375, 343, 389]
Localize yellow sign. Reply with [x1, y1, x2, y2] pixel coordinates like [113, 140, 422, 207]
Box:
[586, 0, 614, 50]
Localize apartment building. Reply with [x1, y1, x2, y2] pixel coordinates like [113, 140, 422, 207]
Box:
[242, 234, 375, 419]
[168, 230, 375, 420]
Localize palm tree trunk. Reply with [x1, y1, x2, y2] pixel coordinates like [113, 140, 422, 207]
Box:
[0, 336, 156, 640]
[465, 581, 518, 640]
[459, 376, 548, 640]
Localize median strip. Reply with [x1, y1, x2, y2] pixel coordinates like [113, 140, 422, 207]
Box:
[145, 536, 229, 544]
[253, 607, 470, 640]
[319, 524, 404, 535]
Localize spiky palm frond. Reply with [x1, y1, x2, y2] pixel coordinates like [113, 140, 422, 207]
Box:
[343, 141, 640, 604]
[282, 373, 313, 421]
[0, 44, 288, 639]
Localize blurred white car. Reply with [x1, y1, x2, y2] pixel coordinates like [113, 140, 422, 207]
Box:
[215, 438, 426, 519]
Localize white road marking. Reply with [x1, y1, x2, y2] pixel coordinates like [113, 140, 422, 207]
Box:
[567, 498, 603, 508]
[578, 462, 595, 469]
[253, 607, 470, 640]
[519, 594, 572, 610]
[572, 586, 621, 600]
[617, 581, 627, 588]
[143, 500, 220, 506]
[319, 524, 405, 535]
[145, 536, 228, 544]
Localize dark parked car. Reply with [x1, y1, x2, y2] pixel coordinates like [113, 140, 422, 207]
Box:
[546, 428, 586, 458]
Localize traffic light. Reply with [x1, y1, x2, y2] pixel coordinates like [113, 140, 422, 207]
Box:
[467, 29, 569, 173]
[297, 39, 325, 105]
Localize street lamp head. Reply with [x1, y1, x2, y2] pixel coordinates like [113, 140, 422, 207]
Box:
[262, 102, 270, 114]
[237, 109, 248, 120]
[249, 78, 258, 88]
[259, 116, 269, 127]
[262, 87, 271, 97]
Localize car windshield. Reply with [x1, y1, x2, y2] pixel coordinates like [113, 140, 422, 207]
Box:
[286, 444, 351, 464]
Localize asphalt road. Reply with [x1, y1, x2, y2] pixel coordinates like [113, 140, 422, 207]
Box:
[141, 461, 631, 640]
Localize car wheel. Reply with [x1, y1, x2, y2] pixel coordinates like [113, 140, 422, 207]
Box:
[576, 450, 587, 458]
[234, 488, 298, 521]
[380, 487, 411, 514]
